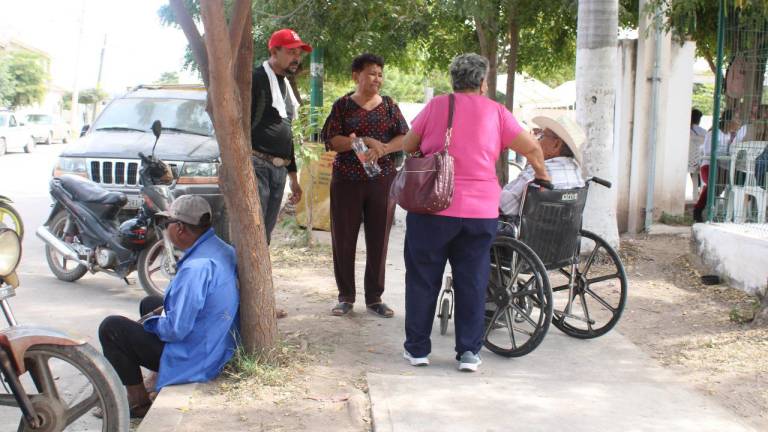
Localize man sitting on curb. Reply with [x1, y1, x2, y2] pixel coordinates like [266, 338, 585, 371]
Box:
[98, 195, 239, 418]
[500, 115, 586, 217]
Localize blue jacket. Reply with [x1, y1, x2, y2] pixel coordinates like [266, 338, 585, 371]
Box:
[143, 229, 239, 389]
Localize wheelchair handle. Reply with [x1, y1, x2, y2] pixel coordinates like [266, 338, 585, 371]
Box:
[533, 178, 554, 190]
[588, 176, 612, 189]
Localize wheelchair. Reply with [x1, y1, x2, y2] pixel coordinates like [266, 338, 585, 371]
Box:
[437, 177, 628, 358]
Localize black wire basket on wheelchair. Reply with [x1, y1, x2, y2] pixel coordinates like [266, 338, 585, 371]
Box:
[436, 177, 628, 358]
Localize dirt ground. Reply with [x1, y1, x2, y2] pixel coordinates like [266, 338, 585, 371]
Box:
[616, 233, 768, 430]
[173, 226, 768, 431]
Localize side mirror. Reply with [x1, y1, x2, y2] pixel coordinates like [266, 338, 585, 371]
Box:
[80, 124, 90, 137]
[151, 120, 162, 139]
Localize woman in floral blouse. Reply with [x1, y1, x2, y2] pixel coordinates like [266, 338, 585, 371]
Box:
[321, 53, 409, 318]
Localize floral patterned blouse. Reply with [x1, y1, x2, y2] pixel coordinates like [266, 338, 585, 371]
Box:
[321, 94, 409, 182]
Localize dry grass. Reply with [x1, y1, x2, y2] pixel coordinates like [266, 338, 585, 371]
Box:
[618, 234, 768, 428]
[219, 331, 315, 403]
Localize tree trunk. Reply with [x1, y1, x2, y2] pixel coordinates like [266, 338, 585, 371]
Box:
[500, 2, 520, 185]
[476, 20, 498, 100]
[504, 1, 518, 112]
[476, 9, 505, 185]
[176, 0, 278, 353]
[575, 0, 620, 248]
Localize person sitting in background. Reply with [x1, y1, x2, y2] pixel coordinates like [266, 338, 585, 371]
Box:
[693, 109, 741, 222]
[689, 109, 706, 197]
[500, 115, 586, 218]
[98, 195, 239, 418]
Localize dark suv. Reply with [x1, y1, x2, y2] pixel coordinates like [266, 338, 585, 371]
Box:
[52, 84, 228, 238]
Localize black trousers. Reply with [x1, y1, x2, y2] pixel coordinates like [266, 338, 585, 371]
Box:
[330, 173, 395, 305]
[403, 213, 498, 358]
[99, 296, 165, 386]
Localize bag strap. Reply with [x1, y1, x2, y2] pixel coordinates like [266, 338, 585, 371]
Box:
[444, 94, 454, 151]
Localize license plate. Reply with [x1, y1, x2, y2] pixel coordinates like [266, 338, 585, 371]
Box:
[125, 195, 143, 209]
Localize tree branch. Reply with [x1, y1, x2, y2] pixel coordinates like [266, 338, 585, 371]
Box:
[169, 0, 210, 87]
[228, 0, 251, 58]
[705, 54, 718, 76]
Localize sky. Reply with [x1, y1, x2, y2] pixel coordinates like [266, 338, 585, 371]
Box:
[0, 0, 199, 94]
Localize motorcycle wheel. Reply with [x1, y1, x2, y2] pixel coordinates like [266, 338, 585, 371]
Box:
[16, 343, 130, 432]
[137, 238, 180, 297]
[45, 210, 87, 282]
[0, 201, 24, 240]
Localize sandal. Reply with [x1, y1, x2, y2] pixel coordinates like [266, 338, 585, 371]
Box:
[93, 401, 151, 419]
[367, 303, 394, 318]
[331, 302, 353, 316]
[129, 402, 153, 419]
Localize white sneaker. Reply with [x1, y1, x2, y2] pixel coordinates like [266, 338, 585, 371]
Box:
[458, 351, 482, 372]
[403, 350, 429, 367]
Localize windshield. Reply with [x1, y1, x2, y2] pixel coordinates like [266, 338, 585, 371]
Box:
[93, 97, 213, 136]
[0, 114, 6, 127]
[26, 114, 52, 124]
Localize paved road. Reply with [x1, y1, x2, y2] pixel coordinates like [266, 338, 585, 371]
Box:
[1, 144, 143, 430]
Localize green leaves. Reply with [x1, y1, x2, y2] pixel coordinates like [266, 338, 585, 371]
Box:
[0, 51, 49, 109]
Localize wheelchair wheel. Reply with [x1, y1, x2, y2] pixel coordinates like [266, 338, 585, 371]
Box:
[439, 297, 451, 335]
[484, 236, 552, 358]
[550, 230, 628, 339]
[438, 275, 453, 335]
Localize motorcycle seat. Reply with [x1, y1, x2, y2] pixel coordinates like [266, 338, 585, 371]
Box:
[57, 174, 128, 206]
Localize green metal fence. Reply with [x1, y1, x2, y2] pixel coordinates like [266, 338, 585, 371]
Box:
[705, 0, 768, 229]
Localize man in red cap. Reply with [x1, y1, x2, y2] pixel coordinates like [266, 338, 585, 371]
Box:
[250, 28, 312, 244]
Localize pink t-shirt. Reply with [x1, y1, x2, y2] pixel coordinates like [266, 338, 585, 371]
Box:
[411, 93, 524, 218]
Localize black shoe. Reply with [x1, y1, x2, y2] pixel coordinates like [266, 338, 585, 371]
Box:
[693, 208, 703, 223]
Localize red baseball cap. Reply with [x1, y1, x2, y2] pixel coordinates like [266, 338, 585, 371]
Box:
[268, 29, 312, 52]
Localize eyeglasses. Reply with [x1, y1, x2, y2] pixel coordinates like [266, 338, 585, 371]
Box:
[158, 219, 181, 229]
[536, 131, 559, 141]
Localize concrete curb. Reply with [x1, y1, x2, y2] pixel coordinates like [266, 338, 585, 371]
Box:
[136, 383, 198, 432]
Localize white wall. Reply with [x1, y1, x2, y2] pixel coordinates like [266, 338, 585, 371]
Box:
[694, 224, 768, 294]
[621, 1, 697, 233]
[616, 40, 638, 233]
[654, 40, 696, 216]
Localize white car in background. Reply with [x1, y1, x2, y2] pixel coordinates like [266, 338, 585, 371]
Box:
[0, 110, 36, 155]
[25, 113, 71, 145]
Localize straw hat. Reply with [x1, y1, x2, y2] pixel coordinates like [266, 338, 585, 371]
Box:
[532, 115, 585, 164]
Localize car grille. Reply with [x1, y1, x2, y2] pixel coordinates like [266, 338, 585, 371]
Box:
[86, 158, 180, 187]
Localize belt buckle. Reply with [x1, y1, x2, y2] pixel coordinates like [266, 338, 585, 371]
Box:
[271, 157, 286, 167]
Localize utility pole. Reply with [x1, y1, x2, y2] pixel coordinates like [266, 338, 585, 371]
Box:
[93, 34, 107, 122]
[70, 0, 86, 137]
[309, 47, 324, 141]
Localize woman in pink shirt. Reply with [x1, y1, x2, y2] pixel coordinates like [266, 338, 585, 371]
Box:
[399, 53, 548, 372]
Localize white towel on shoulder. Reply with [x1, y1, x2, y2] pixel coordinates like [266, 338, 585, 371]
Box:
[263, 60, 299, 120]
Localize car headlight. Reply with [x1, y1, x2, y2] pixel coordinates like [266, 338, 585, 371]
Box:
[0, 228, 21, 277]
[53, 157, 88, 178]
[177, 162, 219, 184]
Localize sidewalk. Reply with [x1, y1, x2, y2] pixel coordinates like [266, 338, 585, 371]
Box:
[147, 211, 756, 431]
[365, 212, 753, 432]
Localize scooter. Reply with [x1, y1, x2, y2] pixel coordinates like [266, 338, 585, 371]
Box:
[0, 226, 130, 431]
[36, 120, 179, 297]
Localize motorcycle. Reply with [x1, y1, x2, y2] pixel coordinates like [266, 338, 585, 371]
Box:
[0, 226, 130, 431]
[0, 195, 24, 240]
[36, 120, 180, 297]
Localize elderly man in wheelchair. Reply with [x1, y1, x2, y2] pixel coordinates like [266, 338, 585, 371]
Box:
[436, 115, 628, 359]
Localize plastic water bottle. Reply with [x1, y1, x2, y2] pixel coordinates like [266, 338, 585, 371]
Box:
[351, 137, 381, 177]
